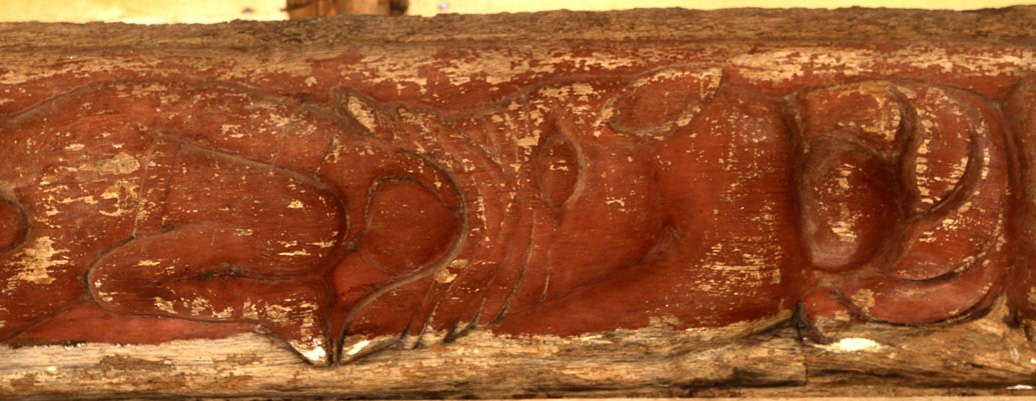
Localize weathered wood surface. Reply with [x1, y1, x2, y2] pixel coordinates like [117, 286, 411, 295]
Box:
[4, 6, 1036, 398]
[4, 300, 1036, 399]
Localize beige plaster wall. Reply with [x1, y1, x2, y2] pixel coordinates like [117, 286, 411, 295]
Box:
[0, 0, 287, 23]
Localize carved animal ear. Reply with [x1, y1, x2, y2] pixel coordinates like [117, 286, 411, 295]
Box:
[883, 85, 1003, 282]
[323, 141, 464, 280]
[609, 68, 721, 141]
[327, 95, 465, 280]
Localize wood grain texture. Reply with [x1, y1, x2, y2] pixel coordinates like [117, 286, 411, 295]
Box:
[3, 300, 1035, 399]
[3, 7, 1036, 397]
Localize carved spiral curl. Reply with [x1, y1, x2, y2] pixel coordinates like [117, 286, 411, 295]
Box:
[797, 81, 1010, 325]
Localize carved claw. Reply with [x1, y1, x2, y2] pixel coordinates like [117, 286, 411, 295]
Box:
[288, 336, 332, 366]
[260, 305, 333, 366]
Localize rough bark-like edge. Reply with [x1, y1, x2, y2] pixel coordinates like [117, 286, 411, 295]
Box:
[1, 6, 1036, 50]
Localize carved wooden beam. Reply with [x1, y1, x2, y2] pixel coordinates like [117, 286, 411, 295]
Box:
[3, 7, 1036, 398]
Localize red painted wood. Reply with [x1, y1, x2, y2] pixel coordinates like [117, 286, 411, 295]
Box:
[0, 14, 1033, 364]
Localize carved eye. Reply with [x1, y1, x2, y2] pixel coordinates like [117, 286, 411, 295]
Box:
[533, 130, 579, 210]
[357, 178, 461, 278]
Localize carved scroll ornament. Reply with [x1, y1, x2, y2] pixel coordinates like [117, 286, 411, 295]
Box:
[1, 9, 1035, 376]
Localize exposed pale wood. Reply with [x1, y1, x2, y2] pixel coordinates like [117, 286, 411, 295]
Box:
[2, 300, 1035, 399]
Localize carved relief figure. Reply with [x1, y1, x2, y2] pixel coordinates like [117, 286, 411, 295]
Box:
[331, 70, 803, 358]
[0, 82, 348, 363]
[796, 81, 1010, 328]
[0, 69, 1019, 365]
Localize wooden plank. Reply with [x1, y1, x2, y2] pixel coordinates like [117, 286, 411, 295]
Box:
[3, 300, 1036, 398]
[1, 6, 1036, 398]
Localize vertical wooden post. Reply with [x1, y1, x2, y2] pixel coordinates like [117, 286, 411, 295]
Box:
[335, 0, 392, 14]
[285, 0, 338, 18]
